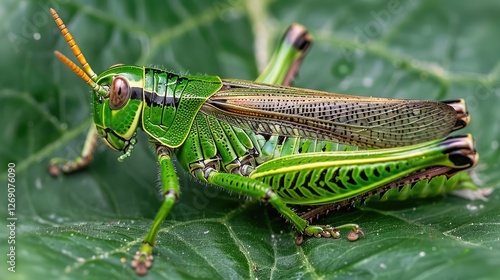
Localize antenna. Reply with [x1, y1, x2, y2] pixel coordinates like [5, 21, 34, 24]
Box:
[51, 8, 107, 96]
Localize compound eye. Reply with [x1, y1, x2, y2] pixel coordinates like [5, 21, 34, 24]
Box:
[109, 76, 131, 110]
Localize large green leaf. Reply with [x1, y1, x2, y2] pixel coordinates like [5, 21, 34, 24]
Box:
[1, 0, 500, 279]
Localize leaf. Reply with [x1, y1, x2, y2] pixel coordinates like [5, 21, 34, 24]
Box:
[1, 0, 500, 279]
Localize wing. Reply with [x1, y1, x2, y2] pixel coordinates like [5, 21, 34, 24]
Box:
[200, 79, 459, 148]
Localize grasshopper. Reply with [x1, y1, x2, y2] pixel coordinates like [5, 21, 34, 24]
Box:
[49, 8, 477, 275]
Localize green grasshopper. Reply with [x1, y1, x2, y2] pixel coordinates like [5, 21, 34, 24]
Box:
[49, 8, 477, 275]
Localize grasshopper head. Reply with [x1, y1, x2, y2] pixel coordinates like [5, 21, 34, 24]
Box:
[91, 67, 144, 152]
[51, 8, 144, 156]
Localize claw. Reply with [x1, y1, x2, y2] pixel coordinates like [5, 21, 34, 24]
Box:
[347, 230, 359, 241]
[357, 227, 365, 238]
[131, 251, 154, 276]
[48, 158, 69, 176]
[347, 227, 364, 241]
[295, 234, 304, 245]
[48, 163, 61, 177]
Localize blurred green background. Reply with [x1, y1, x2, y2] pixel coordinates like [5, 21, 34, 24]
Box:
[1, 0, 500, 279]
